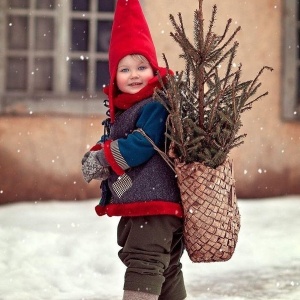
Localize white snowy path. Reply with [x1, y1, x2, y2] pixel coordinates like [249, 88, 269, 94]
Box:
[0, 197, 299, 300]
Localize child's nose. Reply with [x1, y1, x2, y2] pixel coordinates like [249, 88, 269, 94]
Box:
[130, 70, 139, 78]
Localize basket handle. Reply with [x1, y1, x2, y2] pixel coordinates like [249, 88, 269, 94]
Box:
[133, 128, 175, 173]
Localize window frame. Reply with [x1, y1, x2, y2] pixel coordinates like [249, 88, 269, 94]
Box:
[282, 0, 300, 121]
[0, 0, 114, 115]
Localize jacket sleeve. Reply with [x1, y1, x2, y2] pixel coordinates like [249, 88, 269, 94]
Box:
[100, 101, 168, 175]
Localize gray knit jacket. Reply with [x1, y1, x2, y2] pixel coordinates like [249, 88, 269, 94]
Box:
[95, 98, 183, 218]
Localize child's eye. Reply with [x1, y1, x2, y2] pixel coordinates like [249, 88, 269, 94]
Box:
[138, 66, 147, 71]
[120, 68, 129, 73]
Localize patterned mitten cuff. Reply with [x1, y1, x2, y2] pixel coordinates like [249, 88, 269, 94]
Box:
[95, 149, 110, 167]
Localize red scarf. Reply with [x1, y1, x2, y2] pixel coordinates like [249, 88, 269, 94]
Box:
[103, 68, 173, 120]
[113, 80, 158, 110]
[112, 68, 172, 110]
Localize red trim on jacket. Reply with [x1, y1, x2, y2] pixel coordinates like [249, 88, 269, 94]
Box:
[90, 144, 102, 151]
[95, 201, 183, 218]
[103, 140, 124, 176]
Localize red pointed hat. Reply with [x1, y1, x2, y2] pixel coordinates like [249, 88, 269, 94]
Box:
[105, 0, 160, 122]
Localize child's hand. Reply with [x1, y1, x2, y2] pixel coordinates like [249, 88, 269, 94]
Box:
[81, 151, 110, 183]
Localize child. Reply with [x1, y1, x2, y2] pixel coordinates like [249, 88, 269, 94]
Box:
[81, 1, 186, 299]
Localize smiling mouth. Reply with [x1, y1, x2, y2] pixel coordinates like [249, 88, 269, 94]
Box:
[129, 82, 142, 86]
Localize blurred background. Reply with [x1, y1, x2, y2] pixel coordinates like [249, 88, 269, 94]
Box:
[0, 0, 299, 204]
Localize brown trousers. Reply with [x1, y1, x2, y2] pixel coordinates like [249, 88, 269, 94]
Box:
[117, 215, 186, 300]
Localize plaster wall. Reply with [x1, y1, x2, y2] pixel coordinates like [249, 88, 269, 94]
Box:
[0, 0, 299, 203]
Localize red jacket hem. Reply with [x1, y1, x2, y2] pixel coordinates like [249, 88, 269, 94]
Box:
[95, 201, 183, 218]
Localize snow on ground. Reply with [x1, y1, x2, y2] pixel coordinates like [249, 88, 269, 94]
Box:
[0, 196, 300, 300]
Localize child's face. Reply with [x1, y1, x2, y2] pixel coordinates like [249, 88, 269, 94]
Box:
[116, 55, 154, 94]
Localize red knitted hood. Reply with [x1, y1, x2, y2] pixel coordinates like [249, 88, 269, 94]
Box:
[105, 0, 162, 122]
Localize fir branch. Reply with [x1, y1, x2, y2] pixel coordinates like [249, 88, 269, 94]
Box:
[207, 5, 217, 39]
[169, 14, 198, 62]
[195, 4, 205, 128]
[203, 5, 217, 57]
[154, 0, 272, 168]
[197, 0, 205, 52]
[205, 45, 237, 79]
[216, 25, 241, 56]
[229, 134, 247, 149]
[231, 80, 238, 121]
[217, 110, 235, 126]
[208, 93, 224, 131]
[222, 42, 238, 90]
[217, 18, 233, 46]
[240, 91, 269, 113]
[247, 66, 273, 96]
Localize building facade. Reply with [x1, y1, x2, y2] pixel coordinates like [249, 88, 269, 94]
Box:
[0, 0, 299, 203]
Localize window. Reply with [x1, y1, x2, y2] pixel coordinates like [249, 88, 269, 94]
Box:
[69, 0, 114, 92]
[282, 0, 300, 120]
[5, 2, 55, 93]
[0, 0, 115, 114]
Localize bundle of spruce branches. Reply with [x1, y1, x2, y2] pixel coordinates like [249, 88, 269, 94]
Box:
[155, 0, 272, 168]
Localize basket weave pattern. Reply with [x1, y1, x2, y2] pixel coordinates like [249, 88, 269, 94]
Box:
[175, 159, 241, 262]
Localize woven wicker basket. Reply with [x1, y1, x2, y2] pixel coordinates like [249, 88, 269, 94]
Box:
[175, 158, 240, 262]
